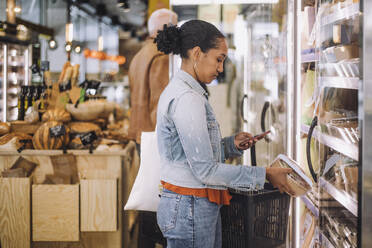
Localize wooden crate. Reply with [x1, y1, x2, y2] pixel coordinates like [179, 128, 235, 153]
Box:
[80, 179, 117, 232]
[32, 184, 79, 241]
[0, 178, 31, 248]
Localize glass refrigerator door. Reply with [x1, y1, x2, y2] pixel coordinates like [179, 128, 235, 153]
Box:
[1, 43, 28, 121]
[241, 3, 290, 167]
[298, 1, 361, 247]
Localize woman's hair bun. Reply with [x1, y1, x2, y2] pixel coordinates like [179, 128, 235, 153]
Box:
[154, 24, 181, 55]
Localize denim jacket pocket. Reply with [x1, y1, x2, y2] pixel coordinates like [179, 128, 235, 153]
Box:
[207, 121, 221, 161]
[157, 191, 182, 233]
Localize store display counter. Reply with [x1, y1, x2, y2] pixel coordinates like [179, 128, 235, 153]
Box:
[0, 141, 139, 248]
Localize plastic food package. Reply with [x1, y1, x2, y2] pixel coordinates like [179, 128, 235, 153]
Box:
[270, 154, 313, 197]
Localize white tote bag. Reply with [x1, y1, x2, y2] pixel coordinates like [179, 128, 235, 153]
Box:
[124, 131, 162, 212]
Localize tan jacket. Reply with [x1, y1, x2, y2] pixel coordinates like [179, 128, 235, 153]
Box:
[128, 39, 170, 143]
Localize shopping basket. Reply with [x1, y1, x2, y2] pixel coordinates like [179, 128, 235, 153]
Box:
[221, 145, 290, 248]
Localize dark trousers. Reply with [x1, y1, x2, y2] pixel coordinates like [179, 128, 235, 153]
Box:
[136, 144, 166, 248]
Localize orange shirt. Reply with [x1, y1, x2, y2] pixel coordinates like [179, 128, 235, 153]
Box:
[161, 181, 231, 205]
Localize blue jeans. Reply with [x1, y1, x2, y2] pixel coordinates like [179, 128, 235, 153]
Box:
[157, 189, 222, 248]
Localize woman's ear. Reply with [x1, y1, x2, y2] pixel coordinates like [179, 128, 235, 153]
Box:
[191, 46, 201, 62]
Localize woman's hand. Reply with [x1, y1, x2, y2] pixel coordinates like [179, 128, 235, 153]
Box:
[234, 132, 257, 150]
[266, 167, 295, 195]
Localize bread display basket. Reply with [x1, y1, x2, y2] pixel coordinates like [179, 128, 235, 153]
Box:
[270, 154, 313, 197]
[65, 100, 105, 121]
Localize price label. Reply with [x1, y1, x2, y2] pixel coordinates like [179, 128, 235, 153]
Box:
[49, 125, 66, 137]
[79, 131, 98, 146]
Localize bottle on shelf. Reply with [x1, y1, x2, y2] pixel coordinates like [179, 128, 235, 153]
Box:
[25, 86, 33, 113]
[17, 86, 26, 120]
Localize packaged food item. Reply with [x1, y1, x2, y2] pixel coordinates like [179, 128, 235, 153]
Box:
[24, 105, 39, 124]
[270, 154, 313, 197]
[300, 209, 316, 248]
[334, 44, 359, 61]
[340, 164, 358, 198]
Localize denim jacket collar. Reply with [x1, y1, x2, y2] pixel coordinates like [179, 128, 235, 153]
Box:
[175, 70, 208, 99]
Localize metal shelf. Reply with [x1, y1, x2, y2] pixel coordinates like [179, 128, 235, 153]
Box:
[300, 194, 319, 218]
[319, 177, 358, 217]
[301, 124, 358, 161]
[302, 53, 319, 63]
[319, 77, 359, 90]
[321, 3, 360, 26]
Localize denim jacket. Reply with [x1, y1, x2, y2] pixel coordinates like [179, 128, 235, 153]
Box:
[156, 70, 266, 191]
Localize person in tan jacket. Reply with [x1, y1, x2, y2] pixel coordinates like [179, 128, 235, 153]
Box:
[128, 9, 178, 148]
[127, 8, 178, 248]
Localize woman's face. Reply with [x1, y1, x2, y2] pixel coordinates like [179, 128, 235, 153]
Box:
[196, 38, 228, 84]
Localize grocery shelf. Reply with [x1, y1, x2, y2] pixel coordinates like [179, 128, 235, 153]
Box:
[300, 194, 319, 218]
[301, 53, 319, 63]
[301, 124, 358, 161]
[321, 3, 360, 26]
[319, 77, 359, 90]
[319, 177, 358, 217]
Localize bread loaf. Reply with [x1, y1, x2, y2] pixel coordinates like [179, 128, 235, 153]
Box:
[0, 132, 33, 150]
[68, 122, 101, 135]
[32, 121, 70, 150]
[0, 122, 10, 135]
[42, 109, 71, 122]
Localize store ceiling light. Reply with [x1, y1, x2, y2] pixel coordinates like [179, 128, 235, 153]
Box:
[65, 42, 72, 52]
[74, 44, 82, 54]
[48, 38, 58, 50]
[14, 6, 22, 13]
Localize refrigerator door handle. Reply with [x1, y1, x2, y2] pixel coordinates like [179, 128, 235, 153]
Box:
[260, 101, 276, 142]
[240, 94, 248, 123]
[306, 116, 318, 182]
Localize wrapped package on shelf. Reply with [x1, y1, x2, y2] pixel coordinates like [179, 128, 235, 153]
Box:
[301, 7, 316, 50]
[270, 154, 313, 197]
[301, 69, 316, 125]
[334, 44, 359, 61]
[340, 164, 358, 199]
[333, 24, 353, 44]
[300, 208, 316, 248]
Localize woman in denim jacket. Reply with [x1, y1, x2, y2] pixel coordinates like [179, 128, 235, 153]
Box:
[154, 20, 293, 248]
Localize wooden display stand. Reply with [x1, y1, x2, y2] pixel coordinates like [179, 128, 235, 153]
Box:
[0, 141, 139, 248]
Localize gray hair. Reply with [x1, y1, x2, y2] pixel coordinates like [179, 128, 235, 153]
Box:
[148, 8, 178, 38]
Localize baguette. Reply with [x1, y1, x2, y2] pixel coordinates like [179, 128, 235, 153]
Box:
[58, 62, 71, 84]
[62, 66, 73, 83]
[71, 64, 80, 86]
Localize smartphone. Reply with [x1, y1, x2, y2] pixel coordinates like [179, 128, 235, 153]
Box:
[239, 130, 271, 146]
